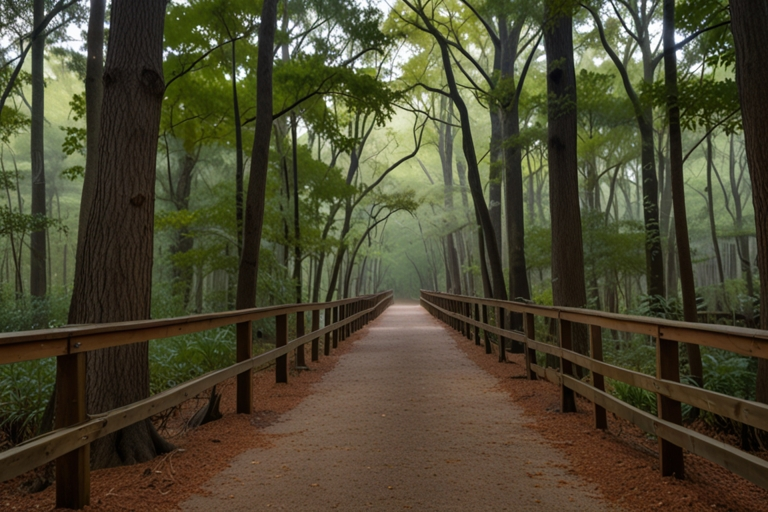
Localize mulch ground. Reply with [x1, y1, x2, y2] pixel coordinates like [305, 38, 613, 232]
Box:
[0, 330, 364, 512]
[445, 323, 768, 511]
[2, 308, 768, 511]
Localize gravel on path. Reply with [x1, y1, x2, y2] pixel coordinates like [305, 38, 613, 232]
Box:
[181, 304, 613, 511]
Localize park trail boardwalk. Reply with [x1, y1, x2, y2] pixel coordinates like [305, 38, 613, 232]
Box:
[181, 304, 613, 511]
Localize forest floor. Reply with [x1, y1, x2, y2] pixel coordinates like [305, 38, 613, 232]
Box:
[0, 303, 766, 511]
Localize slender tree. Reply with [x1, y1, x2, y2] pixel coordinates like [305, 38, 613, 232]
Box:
[663, 0, 703, 387]
[236, 0, 278, 310]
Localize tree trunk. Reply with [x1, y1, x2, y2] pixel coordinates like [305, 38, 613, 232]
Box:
[438, 98, 462, 294]
[76, 0, 105, 252]
[730, 0, 768, 407]
[291, 112, 301, 303]
[706, 134, 726, 287]
[544, 1, 587, 356]
[664, 0, 703, 389]
[67, 0, 171, 469]
[232, 39, 244, 253]
[235, 0, 278, 310]
[30, 0, 47, 299]
[499, 18, 531, 315]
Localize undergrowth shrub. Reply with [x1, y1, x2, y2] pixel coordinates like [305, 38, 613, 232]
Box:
[0, 358, 55, 446]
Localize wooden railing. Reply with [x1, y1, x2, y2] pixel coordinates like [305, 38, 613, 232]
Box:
[0, 290, 393, 509]
[420, 290, 768, 490]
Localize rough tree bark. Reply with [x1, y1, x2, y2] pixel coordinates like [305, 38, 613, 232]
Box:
[67, 0, 172, 469]
[544, 0, 588, 356]
[729, 0, 768, 406]
[76, 0, 106, 249]
[235, 0, 278, 310]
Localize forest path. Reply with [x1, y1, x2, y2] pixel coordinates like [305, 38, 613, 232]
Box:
[181, 304, 612, 511]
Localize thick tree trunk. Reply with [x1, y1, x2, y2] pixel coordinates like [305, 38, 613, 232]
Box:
[544, 2, 588, 356]
[67, 0, 171, 469]
[235, 0, 278, 310]
[664, 0, 703, 389]
[30, 0, 47, 299]
[730, 0, 768, 406]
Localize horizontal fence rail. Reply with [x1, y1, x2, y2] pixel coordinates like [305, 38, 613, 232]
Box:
[0, 290, 393, 509]
[420, 290, 768, 491]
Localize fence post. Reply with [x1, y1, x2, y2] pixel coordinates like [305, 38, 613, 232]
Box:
[55, 352, 89, 509]
[524, 312, 537, 381]
[311, 309, 320, 362]
[474, 303, 481, 346]
[324, 307, 332, 356]
[332, 306, 339, 348]
[483, 304, 492, 354]
[276, 314, 288, 383]
[498, 307, 507, 363]
[558, 317, 576, 412]
[590, 324, 607, 429]
[464, 302, 471, 340]
[296, 310, 306, 368]
[656, 328, 684, 478]
[236, 321, 253, 413]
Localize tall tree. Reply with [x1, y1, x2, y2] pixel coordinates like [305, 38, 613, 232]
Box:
[583, 1, 665, 301]
[67, 0, 172, 469]
[544, 0, 587, 355]
[730, 0, 768, 407]
[235, 0, 278, 310]
[663, 0, 702, 387]
[29, 0, 46, 298]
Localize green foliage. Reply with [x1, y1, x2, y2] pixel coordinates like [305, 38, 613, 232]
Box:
[0, 358, 55, 445]
[610, 379, 658, 416]
[149, 327, 235, 394]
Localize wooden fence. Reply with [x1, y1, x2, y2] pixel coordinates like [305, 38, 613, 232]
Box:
[420, 290, 768, 490]
[0, 290, 393, 509]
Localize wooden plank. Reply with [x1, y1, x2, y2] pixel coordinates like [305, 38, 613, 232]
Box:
[474, 303, 481, 346]
[589, 325, 607, 430]
[324, 307, 331, 356]
[420, 297, 525, 344]
[560, 309, 658, 336]
[561, 348, 768, 431]
[660, 325, 768, 359]
[0, 340, 68, 365]
[564, 375, 768, 490]
[236, 321, 252, 414]
[55, 352, 89, 509]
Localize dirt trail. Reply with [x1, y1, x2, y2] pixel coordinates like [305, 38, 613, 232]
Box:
[181, 304, 613, 511]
